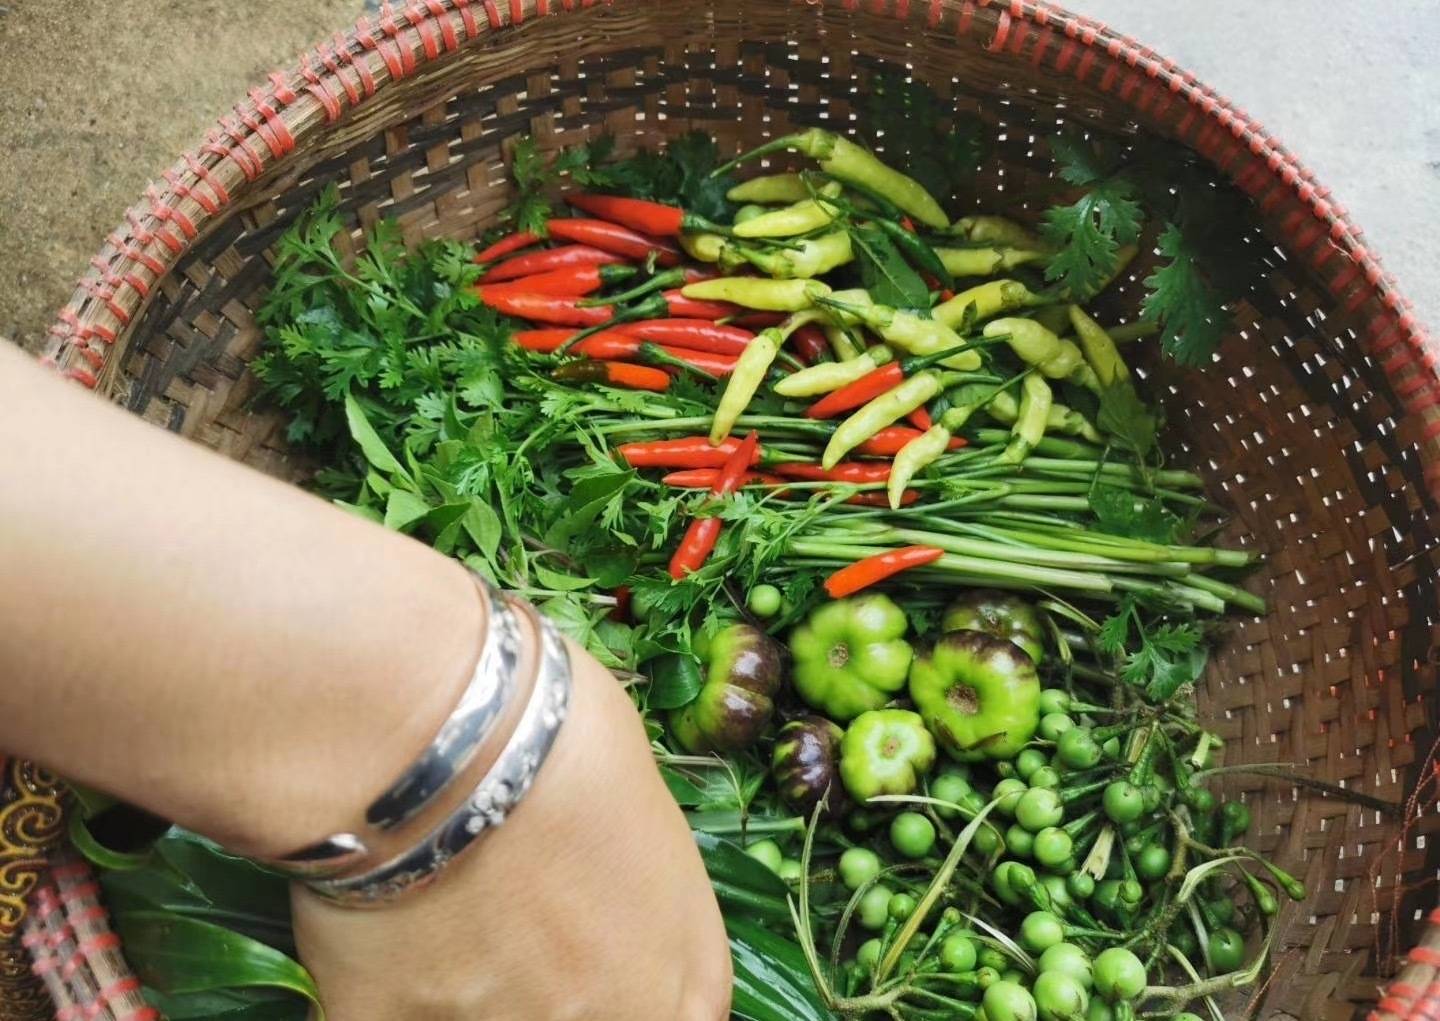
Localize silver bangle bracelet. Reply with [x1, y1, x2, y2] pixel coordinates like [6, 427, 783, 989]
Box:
[264, 573, 539, 881]
[305, 597, 572, 905]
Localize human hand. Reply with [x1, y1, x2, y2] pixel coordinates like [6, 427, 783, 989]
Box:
[291, 639, 732, 1021]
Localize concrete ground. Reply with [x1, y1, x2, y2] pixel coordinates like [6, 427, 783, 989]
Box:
[0, 1, 1436, 352]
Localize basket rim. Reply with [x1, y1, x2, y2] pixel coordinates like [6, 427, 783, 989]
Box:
[39, 0, 1440, 497]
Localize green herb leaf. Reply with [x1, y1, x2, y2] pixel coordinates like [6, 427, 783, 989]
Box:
[850, 223, 931, 310]
[1089, 483, 1183, 544]
[383, 489, 433, 531]
[145, 988, 309, 1021]
[862, 74, 983, 204]
[1048, 129, 1123, 187]
[1095, 383, 1157, 458]
[696, 833, 793, 927]
[345, 392, 408, 478]
[1041, 177, 1142, 299]
[647, 652, 705, 709]
[1142, 222, 1231, 366]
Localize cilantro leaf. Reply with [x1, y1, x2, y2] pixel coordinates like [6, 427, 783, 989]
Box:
[1089, 483, 1183, 545]
[1097, 595, 1208, 702]
[1095, 382, 1157, 459]
[1048, 129, 1124, 187]
[850, 223, 932, 310]
[1141, 223, 1232, 366]
[1041, 177, 1143, 299]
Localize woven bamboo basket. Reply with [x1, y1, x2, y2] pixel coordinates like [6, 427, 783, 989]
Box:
[17, 0, 1440, 1018]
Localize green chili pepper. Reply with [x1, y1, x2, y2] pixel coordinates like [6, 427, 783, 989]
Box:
[933, 279, 1047, 331]
[726, 171, 822, 205]
[683, 277, 828, 312]
[789, 594, 915, 721]
[734, 231, 854, 279]
[942, 591, 1047, 665]
[775, 346, 892, 398]
[935, 246, 1048, 279]
[815, 289, 981, 370]
[714, 127, 951, 229]
[1068, 305, 1130, 387]
[732, 181, 844, 238]
[947, 214, 1047, 251]
[669, 623, 783, 753]
[839, 708, 937, 802]
[1000, 374, 1053, 464]
[822, 370, 943, 468]
[711, 311, 820, 442]
[874, 218, 955, 289]
[985, 318, 1101, 392]
[909, 631, 1042, 760]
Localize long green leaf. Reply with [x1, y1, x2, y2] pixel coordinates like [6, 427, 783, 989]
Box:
[695, 831, 790, 926]
[113, 911, 320, 1016]
[344, 391, 407, 478]
[727, 916, 834, 1021]
[146, 988, 309, 1021]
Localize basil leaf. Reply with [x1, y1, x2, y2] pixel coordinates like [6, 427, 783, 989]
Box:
[344, 391, 407, 478]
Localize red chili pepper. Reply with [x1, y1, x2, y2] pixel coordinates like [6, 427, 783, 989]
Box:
[847, 490, 920, 507]
[615, 436, 763, 470]
[552, 360, 670, 392]
[566, 194, 686, 236]
[728, 311, 787, 329]
[475, 230, 541, 264]
[477, 290, 613, 327]
[477, 263, 636, 299]
[823, 545, 944, 598]
[806, 363, 904, 419]
[609, 585, 632, 623]
[856, 426, 967, 457]
[907, 408, 933, 431]
[939, 289, 957, 303]
[668, 431, 760, 579]
[684, 268, 719, 283]
[775, 462, 892, 484]
[661, 289, 740, 320]
[618, 319, 754, 355]
[900, 216, 917, 233]
[661, 468, 786, 490]
[513, 330, 734, 375]
[805, 342, 974, 420]
[547, 218, 682, 265]
[481, 245, 624, 283]
[791, 325, 831, 365]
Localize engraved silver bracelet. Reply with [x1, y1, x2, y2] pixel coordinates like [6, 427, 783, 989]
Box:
[260, 573, 573, 904]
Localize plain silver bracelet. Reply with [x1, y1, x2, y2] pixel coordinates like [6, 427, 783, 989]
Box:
[262, 574, 570, 901]
[304, 595, 572, 905]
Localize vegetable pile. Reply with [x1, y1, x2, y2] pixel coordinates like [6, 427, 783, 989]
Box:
[78, 81, 1319, 1021]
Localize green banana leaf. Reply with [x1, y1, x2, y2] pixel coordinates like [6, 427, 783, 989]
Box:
[144, 988, 309, 1021]
[694, 831, 791, 927]
[99, 829, 294, 954]
[727, 916, 835, 1021]
[112, 911, 320, 1017]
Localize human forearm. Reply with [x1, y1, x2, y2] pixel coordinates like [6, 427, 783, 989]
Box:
[0, 342, 480, 855]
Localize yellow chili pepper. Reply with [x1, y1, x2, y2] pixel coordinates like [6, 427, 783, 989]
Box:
[816, 290, 981, 371]
[822, 371, 941, 469]
[984, 318, 1099, 391]
[935, 246, 1048, 278]
[679, 231, 728, 263]
[711, 312, 822, 443]
[888, 421, 952, 509]
[731, 181, 844, 239]
[824, 322, 864, 360]
[948, 214, 1047, 251]
[683, 277, 830, 312]
[1001, 374, 1054, 464]
[774, 347, 893, 398]
[1068, 304, 1130, 387]
[726, 172, 818, 205]
[932, 279, 1047, 331]
[986, 389, 1102, 444]
[736, 231, 854, 279]
[733, 204, 769, 225]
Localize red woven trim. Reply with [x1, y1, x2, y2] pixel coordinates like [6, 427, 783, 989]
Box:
[183, 153, 232, 207]
[244, 87, 297, 158]
[1412, 946, 1440, 967]
[114, 1010, 161, 1021]
[455, 0, 483, 36]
